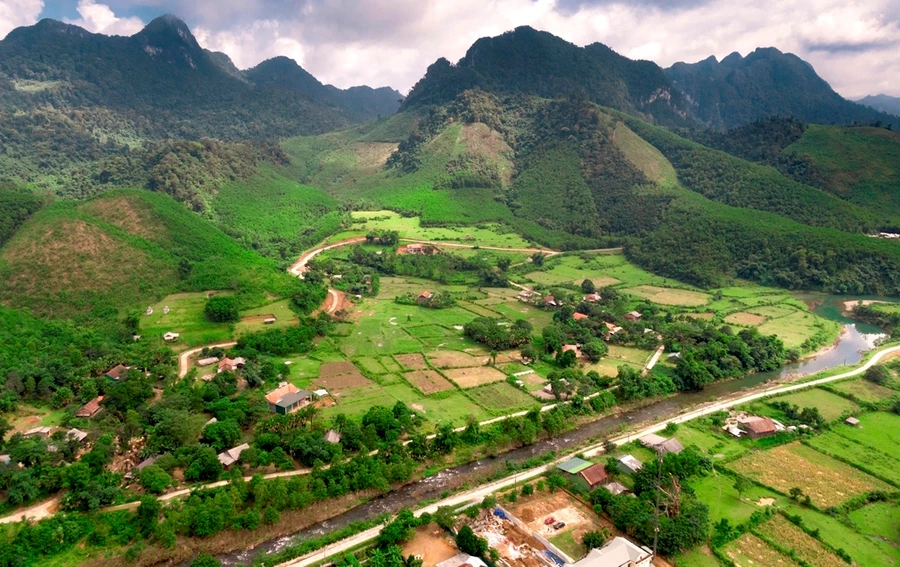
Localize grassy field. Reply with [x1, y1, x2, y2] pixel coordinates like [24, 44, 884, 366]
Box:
[729, 442, 891, 508]
[691, 471, 784, 526]
[756, 515, 846, 567]
[769, 388, 860, 421]
[676, 424, 748, 460]
[804, 430, 900, 486]
[782, 503, 900, 566]
[848, 501, 900, 545]
[140, 291, 232, 348]
[625, 285, 709, 307]
[831, 411, 900, 460]
[831, 377, 899, 403]
[673, 547, 722, 567]
[547, 530, 585, 560]
[466, 382, 540, 413]
[722, 533, 800, 567]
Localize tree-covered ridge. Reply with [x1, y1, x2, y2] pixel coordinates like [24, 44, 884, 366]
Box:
[0, 185, 44, 247]
[402, 26, 692, 127]
[665, 48, 898, 130]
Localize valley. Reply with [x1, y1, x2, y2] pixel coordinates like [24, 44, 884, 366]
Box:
[0, 11, 899, 567]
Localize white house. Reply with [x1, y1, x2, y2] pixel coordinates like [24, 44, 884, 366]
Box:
[573, 537, 653, 567]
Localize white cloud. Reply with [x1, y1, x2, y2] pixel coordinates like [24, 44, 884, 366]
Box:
[65, 0, 144, 36]
[0, 0, 43, 39]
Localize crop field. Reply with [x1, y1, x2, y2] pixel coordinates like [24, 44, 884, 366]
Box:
[673, 547, 722, 567]
[832, 411, 900, 460]
[428, 350, 489, 368]
[724, 312, 767, 326]
[730, 442, 891, 508]
[756, 515, 845, 567]
[234, 298, 298, 334]
[404, 370, 455, 394]
[624, 285, 709, 307]
[848, 501, 900, 544]
[770, 388, 859, 421]
[395, 353, 429, 370]
[467, 382, 539, 413]
[314, 361, 373, 392]
[677, 425, 748, 460]
[690, 472, 783, 525]
[723, 533, 800, 567]
[443, 366, 507, 388]
[831, 378, 899, 403]
[583, 345, 653, 376]
[804, 431, 900, 485]
[140, 291, 232, 348]
[757, 310, 831, 350]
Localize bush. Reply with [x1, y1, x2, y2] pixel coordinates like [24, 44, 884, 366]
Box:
[139, 465, 173, 495]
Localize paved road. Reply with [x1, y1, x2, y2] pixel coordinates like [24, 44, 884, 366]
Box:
[275, 342, 900, 567]
[177, 341, 238, 378]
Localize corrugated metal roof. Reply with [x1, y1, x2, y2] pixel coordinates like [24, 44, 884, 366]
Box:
[556, 457, 593, 474]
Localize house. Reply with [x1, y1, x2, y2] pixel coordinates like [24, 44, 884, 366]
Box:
[543, 295, 558, 307]
[738, 416, 778, 439]
[579, 462, 610, 490]
[265, 383, 312, 414]
[217, 443, 250, 467]
[105, 364, 128, 381]
[197, 357, 219, 367]
[313, 389, 329, 398]
[624, 311, 642, 322]
[604, 322, 623, 335]
[416, 291, 433, 304]
[562, 344, 582, 358]
[436, 554, 487, 567]
[845, 417, 860, 426]
[405, 243, 438, 256]
[573, 536, 653, 567]
[573, 312, 589, 321]
[516, 290, 534, 302]
[264, 317, 277, 325]
[542, 378, 569, 394]
[218, 358, 235, 373]
[616, 454, 643, 475]
[603, 481, 628, 496]
[556, 457, 593, 481]
[66, 429, 88, 443]
[23, 426, 52, 438]
[583, 293, 601, 303]
[75, 396, 104, 418]
[126, 455, 159, 480]
[0, 455, 10, 465]
[233, 357, 246, 368]
[323, 429, 342, 444]
[163, 332, 180, 341]
[639, 433, 684, 455]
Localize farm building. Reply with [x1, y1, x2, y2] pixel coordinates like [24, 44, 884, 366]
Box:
[543, 296, 558, 307]
[217, 443, 250, 467]
[264, 317, 276, 324]
[265, 383, 312, 414]
[197, 357, 219, 367]
[845, 417, 860, 426]
[616, 455, 643, 475]
[624, 311, 642, 322]
[516, 290, 534, 302]
[218, 357, 246, 373]
[639, 434, 684, 455]
[323, 429, 342, 444]
[573, 537, 653, 567]
[205, 417, 218, 426]
[604, 322, 623, 335]
[66, 428, 88, 443]
[556, 457, 593, 481]
[404, 243, 436, 255]
[579, 462, 610, 490]
[416, 291, 433, 304]
[163, 332, 180, 341]
[313, 389, 329, 398]
[75, 396, 104, 418]
[436, 554, 487, 567]
[562, 344, 582, 358]
[738, 416, 778, 439]
[23, 426, 52, 438]
[125, 455, 160, 480]
[0, 455, 9, 465]
[603, 481, 628, 495]
[583, 293, 601, 303]
[573, 312, 589, 321]
[105, 364, 128, 381]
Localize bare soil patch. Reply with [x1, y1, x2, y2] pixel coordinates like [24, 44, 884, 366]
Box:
[402, 525, 458, 567]
[444, 366, 507, 388]
[79, 195, 157, 240]
[395, 353, 429, 370]
[625, 285, 709, 307]
[685, 312, 716, 320]
[314, 361, 372, 392]
[404, 370, 455, 394]
[725, 312, 767, 326]
[428, 350, 489, 368]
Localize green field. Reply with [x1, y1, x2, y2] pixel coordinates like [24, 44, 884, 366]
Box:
[690, 471, 784, 525]
[832, 378, 900, 403]
[467, 382, 540, 413]
[140, 291, 233, 348]
[770, 388, 860, 421]
[804, 432, 900, 486]
[676, 424, 748, 460]
[782, 503, 900, 566]
[848, 501, 900, 545]
[832, 412, 900, 460]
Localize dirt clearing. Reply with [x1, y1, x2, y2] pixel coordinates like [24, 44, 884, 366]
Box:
[444, 366, 507, 388]
[625, 285, 709, 307]
[725, 312, 767, 326]
[314, 361, 372, 392]
[404, 370, 455, 394]
[401, 525, 458, 567]
[428, 350, 489, 368]
[395, 353, 429, 370]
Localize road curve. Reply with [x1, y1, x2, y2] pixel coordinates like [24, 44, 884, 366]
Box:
[178, 341, 238, 378]
[276, 342, 900, 567]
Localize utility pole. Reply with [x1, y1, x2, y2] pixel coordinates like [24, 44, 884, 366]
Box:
[652, 450, 662, 556]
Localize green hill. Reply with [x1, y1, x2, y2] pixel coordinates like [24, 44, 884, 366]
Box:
[0, 190, 306, 321]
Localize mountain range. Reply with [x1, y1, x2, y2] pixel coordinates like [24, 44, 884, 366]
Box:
[857, 94, 900, 117]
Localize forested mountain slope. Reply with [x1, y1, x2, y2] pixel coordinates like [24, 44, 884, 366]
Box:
[666, 48, 898, 129]
[857, 94, 900, 116]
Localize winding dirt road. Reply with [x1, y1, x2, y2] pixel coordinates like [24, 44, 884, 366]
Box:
[177, 341, 238, 378]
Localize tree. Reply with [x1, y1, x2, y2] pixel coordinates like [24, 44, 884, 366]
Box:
[733, 475, 750, 497]
[581, 529, 607, 550]
[789, 487, 803, 500]
[50, 386, 74, 409]
[185, 447, 223, 482]
[139, 465, 173, 494]
[530, 253, 545, 267]
[201, 420, 243, 453]
[455, 525, 488, 556]
[190, 553, 222, 567]
[137, 495, 161, 536]
[864, 365, 890, 385]
[581, 341, 608, 362]
[580, 279, 596, 294]
[204, 296, 240, 323]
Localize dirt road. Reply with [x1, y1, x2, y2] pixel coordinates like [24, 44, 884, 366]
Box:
[288, 237, 367, 278]
[177, 341, 238, 378]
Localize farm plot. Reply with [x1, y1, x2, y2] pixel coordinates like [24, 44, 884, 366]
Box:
[756, 515, 846, 567]
[355, 357, 389, 376]
[771, 388, 859, 421]
[140, 291, 232, 347]
[782, 504, 900, 567]
[747, 304, 799, 319]
[395, 353, 429, 370]
[690, 472, 783, 525]
[723, 533, 800, 567]
[833, 411, 900, 460]
[314, 361, 372, 392]
[730, 442, 891, 508]
[468, 382, 539, 413]
[235, 298, 299, 334]
[405, 324, 454, 339]
[849, 501, 900, 545]
[724, 312, 767, 326]
[757, 310, 827, 350]
[804, 431, 900, 485]
[831, 378, 898, 403]
[428, 350, 489, 368]
[624, 285, 709, 307]
[444, 366, 507, 388]
[404, 370, 455, 394]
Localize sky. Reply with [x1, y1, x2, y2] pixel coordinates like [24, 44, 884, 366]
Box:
[1, 0, 898, 98]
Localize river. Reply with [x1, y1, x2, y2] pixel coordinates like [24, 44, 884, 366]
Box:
[213, 294, 894, 566]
